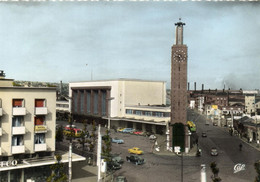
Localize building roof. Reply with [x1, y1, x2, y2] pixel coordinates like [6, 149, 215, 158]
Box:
[70, 78, 166, 84]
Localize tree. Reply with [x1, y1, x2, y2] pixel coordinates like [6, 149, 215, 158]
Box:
[255, 160, 260, 182]
[86, 121, 97, 165]
[210, 162, 221, 182]
[56, 125, 64, 143]
[102, 129, 112, 162]
[47, 154, 67, 182]
[78, 119, 89, 154]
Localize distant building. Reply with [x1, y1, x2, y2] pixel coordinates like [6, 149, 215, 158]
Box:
[69, 79, 169, 134]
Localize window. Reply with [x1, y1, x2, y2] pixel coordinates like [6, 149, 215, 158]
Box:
[135, 110, 142, 115]
[126, 109, 133, 114]
[35, 134, 45, 144]
[101, 91, 107, 116]
[80, 91, 84, 114]
[35, 116, 45, 125]
[144, 111, 152, 116]
[35, 99, 45, 107]
[12, 135, 23, 146]
[93, 91, 98, 115]
[87, 91, 91, 113]
[12, 116, 23, 127]
[13, 99, 24, 107]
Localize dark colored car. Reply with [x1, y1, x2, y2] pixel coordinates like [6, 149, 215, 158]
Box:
[107, 161, 121, 171]
[201, 132, 207, 137]
[110, 154, 124, 164]
[211, 147, 218, 156]
[126, 155, 145, 165]
[115, 176, 127, 182]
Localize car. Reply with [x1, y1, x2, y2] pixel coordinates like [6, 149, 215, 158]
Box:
[111, 154, 124, 164]
[117, 127, 125, 132]
[63, 126, 82, 137]
[107, 161, 121, 171]
[128, 147, 143, 155]
[133, 131, 144, 135]
[112, 137, 124, 144]
[149, 135, 157, 140]
[211, 147, 218, 156]
[213, 123, 218, 126]
[126, 155, 145, 165]
[201, 132, 207, 137]
[122, 128, 135, 133]
[115, 176, 127, 182]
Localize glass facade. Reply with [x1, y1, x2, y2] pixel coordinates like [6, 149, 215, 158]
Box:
[101, 91, 106, 116]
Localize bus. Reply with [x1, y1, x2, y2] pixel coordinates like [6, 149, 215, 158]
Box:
[187, 121, 196, 132]
[63, 125, 82, 137]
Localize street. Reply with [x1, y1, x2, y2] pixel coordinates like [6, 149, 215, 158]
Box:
[57, 110, 260, 182]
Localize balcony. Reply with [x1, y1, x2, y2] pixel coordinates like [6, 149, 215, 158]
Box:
[0, 128, 2, 136]
[12, 126, 26, 135]
[0, 108, 2, 116]
[35, 143, 47, 152]
[12, 145, 25, 154]
[35, 107, 48, 115]
[13, 107, 26, 116]
[35, 125, 48, 133]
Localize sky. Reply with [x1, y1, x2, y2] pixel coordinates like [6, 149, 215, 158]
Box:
[0, 2, 260, 90]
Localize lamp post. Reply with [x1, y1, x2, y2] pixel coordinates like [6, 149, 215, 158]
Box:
[106, 97, 114, 130]
[174, 146, 183, 182]
[67, 96, 73, 182]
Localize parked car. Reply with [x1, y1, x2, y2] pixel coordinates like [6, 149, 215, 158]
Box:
[133, 131, 144, 135]
[149, 135, 157, 140]
[128, 147, 143, 155]
[115, 176, 127, 182]
[107, 161, 121, 171]
[117, 127, 125, 132]
[201, 132, 207, 137]
[112, 137, 124, 144]
[111, 154, 124, 164]
[126, 155, 145, 165]
[211, 147, 218, 156]
[122, 128, 135, 133]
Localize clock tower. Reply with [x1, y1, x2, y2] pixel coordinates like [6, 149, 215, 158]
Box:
[170, 19, 189, 152]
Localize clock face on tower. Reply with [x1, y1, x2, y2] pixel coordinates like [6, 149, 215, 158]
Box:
[173, 49, 187, 62]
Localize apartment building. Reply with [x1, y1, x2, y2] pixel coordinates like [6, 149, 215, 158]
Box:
[0, 71, 57, 181]
[69, 79, 169, 134]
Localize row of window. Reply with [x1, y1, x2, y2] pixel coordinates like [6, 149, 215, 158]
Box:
[12, 134, 45, 146]
[9, 99, 46, 108]
[73, 90, 108, 116]
[12, 116, 45, 127]
[125, 109, 170, 117]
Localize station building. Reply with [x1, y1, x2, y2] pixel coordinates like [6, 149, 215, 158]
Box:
[69, 79, 170, 135]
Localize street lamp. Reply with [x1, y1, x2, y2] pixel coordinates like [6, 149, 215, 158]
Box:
[66, 96, 73, 182]
[106, 97, 114, 130]
[174, 146, 183, 182]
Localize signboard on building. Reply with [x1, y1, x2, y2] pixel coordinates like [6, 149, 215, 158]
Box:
[212, 105, 218, 110]
[35, 125, 47, 133]
[0, 160, 18, 168]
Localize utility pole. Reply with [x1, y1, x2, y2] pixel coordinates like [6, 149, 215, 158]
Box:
[68, 114, 73, 182]
[97, 124, 102, 182]
[201, 164, 207, 182]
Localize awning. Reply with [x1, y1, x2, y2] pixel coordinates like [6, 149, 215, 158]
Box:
[0, 152, 86, 172]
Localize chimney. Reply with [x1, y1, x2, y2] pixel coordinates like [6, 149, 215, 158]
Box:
[0, 70, 6, 79]
[194, 82, 196, 91]
[202, 84, 204, 92]
[188, 82, 190, 91]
